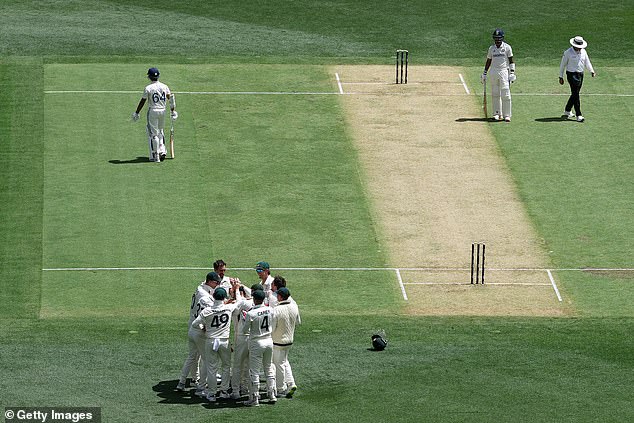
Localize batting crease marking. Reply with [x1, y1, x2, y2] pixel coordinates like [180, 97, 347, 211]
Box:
[395, 268, 408, 301]
[335, 73, 344, 94]
[458, 73, 470, 94]
[547, 269, 563, 302]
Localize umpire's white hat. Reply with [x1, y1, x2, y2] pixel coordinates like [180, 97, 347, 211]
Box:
[570, 36, 588, 49]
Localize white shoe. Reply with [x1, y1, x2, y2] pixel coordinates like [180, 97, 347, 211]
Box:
[577, 115, 585, 122]
[504, 116, 511, 122]
[243, 396, 259, 407]
[218, 391, 230, 399]
[194, 389, 207, 398]
[493, 114, 501, 121]
[268, 390, 277, 403]
[176, 382, 186, 391]
[562, 111, 573, 119]
[206, 393, 216, 402]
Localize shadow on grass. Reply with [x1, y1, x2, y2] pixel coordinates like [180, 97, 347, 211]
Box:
[109, 156, 151, 164]
[153, 379, 272, 409]
[455, 117, 501, 123]
[534, 116, 576, 123]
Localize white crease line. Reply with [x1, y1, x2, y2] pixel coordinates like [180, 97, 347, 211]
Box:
[43, 90, 634, 97]
[41, 266, 634, 272]
[458, 73, 470, 94]
[547, 270, 563, 302]
[335, 73, 344, 94]
[395, 269, 408, 301]
[404, 282, 551, 286]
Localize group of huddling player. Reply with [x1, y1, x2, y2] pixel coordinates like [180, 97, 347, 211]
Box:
[176, 259, 300, 407]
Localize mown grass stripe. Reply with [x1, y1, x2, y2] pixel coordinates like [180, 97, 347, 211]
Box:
[0, 58, 44, 318]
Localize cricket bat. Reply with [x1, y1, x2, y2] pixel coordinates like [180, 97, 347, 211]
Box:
[169, 119, 175, 159]
[483, 81, 488, 119]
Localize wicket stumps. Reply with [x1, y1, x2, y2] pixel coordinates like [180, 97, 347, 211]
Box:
[396, 49, 408, 84]
[470, 242, 486, 284]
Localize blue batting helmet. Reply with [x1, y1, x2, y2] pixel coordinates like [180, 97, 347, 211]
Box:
[492, 28, 505, 40]
[147, 67, 160, 80]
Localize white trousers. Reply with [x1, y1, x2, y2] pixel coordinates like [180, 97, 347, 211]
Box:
[489, 70, 512, 118]
[145, 108, 166, 158]
[204, 337, 231, 393]
[231, 335, 250, 393]
[179, 328, 205, 384]
[273, 344, 295, 391]
[247, 336, 275, 396]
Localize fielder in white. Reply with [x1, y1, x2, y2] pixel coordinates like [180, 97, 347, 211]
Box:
[176, 271, 222, 393]
[213, 259, 234, 292]
[255, 261, 274, 304]
[228, 282, 256, 399]
[191, 287, 240, 402]
[481, 29, 515, 122]
[132, 67, 177, 162]
[271, 287, 300, 399]
[242, 289, 276, 407]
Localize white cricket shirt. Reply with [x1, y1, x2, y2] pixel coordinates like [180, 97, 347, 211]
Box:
[142, 81, 171, 111]
[243, 304, 274, 338]
[487, 42, 513, 71]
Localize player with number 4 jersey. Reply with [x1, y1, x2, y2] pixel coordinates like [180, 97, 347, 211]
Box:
[242, 289, 276, 406]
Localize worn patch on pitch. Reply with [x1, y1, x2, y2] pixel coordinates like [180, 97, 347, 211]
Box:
[331, 65, 570, 316]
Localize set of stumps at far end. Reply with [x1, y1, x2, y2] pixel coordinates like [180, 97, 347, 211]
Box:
[396, 49, 408, 84]
[471, 242, 486, 284]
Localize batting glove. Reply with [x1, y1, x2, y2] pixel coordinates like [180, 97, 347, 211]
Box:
[131, 112, 140, 122]
[509, 73, 516, 83]
[171, 111, 178, 121]
[480, 72, 487, 84]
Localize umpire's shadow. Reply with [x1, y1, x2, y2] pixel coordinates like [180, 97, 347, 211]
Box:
[109, 156, 151, 164]
[152, 379, 246, 409]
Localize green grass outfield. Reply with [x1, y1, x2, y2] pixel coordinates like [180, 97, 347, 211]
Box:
[1, 1, 633, 422]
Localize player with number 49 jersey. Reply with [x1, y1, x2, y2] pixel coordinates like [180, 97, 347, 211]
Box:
[191, 288, 239, 400]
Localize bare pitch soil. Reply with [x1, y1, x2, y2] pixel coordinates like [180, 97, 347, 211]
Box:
[332, 65, 569, 316]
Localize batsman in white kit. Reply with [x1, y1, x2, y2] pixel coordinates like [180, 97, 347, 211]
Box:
[481, 29, 515, 122]
[132, 67, 177, 162]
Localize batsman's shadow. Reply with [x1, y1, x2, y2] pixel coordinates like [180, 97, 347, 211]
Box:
[109, 156, 151, 164]
[535, 116, 576, 123]
[455, 117, 500, 123]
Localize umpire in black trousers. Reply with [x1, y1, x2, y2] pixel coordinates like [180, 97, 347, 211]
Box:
[559, 36, 596, 122]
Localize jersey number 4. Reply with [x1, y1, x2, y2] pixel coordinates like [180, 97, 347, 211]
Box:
[260, 315, 269, 331]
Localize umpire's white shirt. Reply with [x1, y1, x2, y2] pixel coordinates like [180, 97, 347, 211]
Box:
[559, 47, 594, 77]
